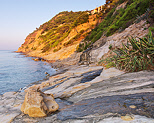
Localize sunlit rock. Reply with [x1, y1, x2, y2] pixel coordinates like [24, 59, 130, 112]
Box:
[121, 114, 134, 121]
[21, 89, 59, 117]
[129, 105, 136, 109]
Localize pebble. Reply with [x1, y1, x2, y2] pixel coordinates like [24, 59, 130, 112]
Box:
[121, 114, 134, 121]
[129, 105, 136, 109]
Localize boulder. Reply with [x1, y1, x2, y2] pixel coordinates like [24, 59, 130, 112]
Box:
[21, 89, 59, 117]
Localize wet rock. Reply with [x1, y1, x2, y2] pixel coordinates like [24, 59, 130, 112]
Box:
[21, 89, 59, 117]
[55, 98, 73, 110]
[44, 67, 103, 98]
[0, 113, 21, 123]
[55, 83, 91, 98]
[0, 92, 25, 123]
[32, 57, 41, 61]
[80, 68, 103, 83]
[3, 91, 17, 98]
[45, 72, 48, 74]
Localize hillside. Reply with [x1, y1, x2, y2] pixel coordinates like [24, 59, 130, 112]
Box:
[17, 0, 154, 65]
[17, 0, 119, 60]
[77, 0, 153, 52]
[17, 11, 98, 60]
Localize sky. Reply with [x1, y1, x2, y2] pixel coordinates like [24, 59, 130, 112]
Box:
[0, 0, 105, 50]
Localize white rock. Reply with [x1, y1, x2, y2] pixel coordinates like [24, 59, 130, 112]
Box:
[90, 67, 125, 83]
[0, 113, 20, 123]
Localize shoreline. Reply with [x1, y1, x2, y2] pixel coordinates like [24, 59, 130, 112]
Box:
[1, 52, 154, 123]
[0, 51, 60, 95]
[1, 63, 154, 122]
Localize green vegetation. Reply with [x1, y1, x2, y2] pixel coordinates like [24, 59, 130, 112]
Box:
[78, 0, 151, 52]
[149, 27, 154, 32]
[100, 31, 154, 72]
[25, 46, 29, 49]
[38, 11, 89, 53]
[72, 13, 89, 27]
[31, 47, 37, 50]
[53, 47, 61, 52]
[98, 57, 116, 68]
[64, 30, 85, 47]
[109, 44, 112, 50]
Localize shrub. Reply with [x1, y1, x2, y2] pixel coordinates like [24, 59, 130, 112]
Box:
[72, 12, 89, 27]
[149, 27, 154, 32]
[25, 46, 29, 49]
[113, 31, 154, 72]
[42, 44, 50, 53]
[53, 47, 61, 52]
[37, 11, 89, 53]
[106, 62, 116, 68]
[109, 44, 112, 50]
[98, 57, 116, 68]
[92, 31, 103, 42]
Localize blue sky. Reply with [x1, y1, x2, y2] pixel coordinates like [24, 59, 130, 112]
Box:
[0, 0, 105, 50]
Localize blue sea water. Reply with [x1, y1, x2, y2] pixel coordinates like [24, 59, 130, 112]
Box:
[0, 50, 56, 94]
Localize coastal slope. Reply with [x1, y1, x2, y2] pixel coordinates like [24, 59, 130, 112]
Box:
[17, 0, 153, 67]
[4, 0, 153, 122]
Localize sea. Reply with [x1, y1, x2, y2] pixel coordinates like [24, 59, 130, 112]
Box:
[0, 50, 56, 94]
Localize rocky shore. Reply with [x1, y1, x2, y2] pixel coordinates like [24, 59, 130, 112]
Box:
[1, 0, 153, 122]
[1, 17, 153, 123]
[0, 64, 154, 123]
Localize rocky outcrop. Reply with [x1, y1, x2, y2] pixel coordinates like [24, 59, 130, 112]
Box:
[0, 92, 25, 123]
[79, 20, 150, 64]
[90, 0, 118, 15]
[0, 66, 153, 122]
[21, 89, 59, 117]
[10, 68, 154, 123]
[25, 66, 104, 98]
[113, 1, 127, 15]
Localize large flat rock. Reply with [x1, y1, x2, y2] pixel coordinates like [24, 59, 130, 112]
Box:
[68, 70, 154, 102]
[12, 70, 154, 123]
